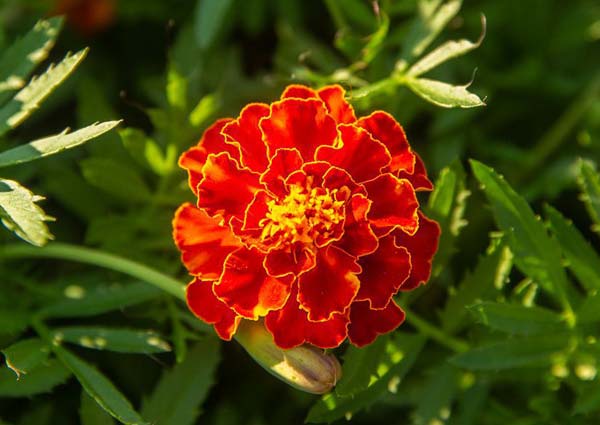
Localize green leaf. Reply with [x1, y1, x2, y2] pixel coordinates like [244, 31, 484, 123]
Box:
[406, 77, 485, 108]
[194, 0, 234, 49]
[0, 17, 63, 101]
[449, 335, 569, 370]
[0, 359, 71, 397]
[0, 309, 29, 337]
[401, 0, 463, 60]
[2, 338, 50, 379]
[54, 346, 148, 425]
[470, 160, 571, 308]
[188, 93, 219, 127]
[407, 15, 485, 77]
[141, 339, 220, 425]
[414, 364, 460, 425]
[39, 281, 162, 318]
[53, 327, 171, 354]
[427, 160, 470, 276]
[80, 390, 116, 425]
[0, 121, 121, 168]
[575, 292, 600, 324]
[573, 380, 600, 414]
[545, 205, 600, 291]
[441, 242, 512, 333]
[468, 302, 567, 335]
[0, 178, 53, 246]
[167, 66, 187, 111]
[0, 49, 88, 136]
[119, 128, 176, 176]
[80, 158, 152, 202]
[306, 333, 425, 423]
[361, 13, 389, 65]
[577, 160, 600, 235]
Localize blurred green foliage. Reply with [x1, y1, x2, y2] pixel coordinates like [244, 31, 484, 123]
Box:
[0, 0, 599, 424]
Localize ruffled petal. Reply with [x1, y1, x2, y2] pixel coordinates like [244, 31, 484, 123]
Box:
[363, 173, 419, 234]
[356, 235, 411, 308]
[179, 119, 236, 195]
[260, 148, 303, 198]
[186, 278, 241, 340]
[281, 84, 317, 99]
[213, 247, 293, 320]
[335, 194, 378, 257]
[317, 85, 357, 124]
[298, 245, 361, 321]
[398, 153, 433, 191]
[285, 161, 331, 189]
[394, 211, 440, 290]
[322, 166, 365, 197]
[348, 300, 405, 347]
[264, 245, 316, 277]
[173, 203, 241, 279]
[316, 124, 391, 183]
[260, 98, 338, 162]
[222, 103, 270, 173]
[265, 285, 348, 349]
[357, 111, 415, 174]
[197, 152, 262, 220]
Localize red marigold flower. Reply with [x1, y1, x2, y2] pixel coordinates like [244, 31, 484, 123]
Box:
[173, 84, 440, 349]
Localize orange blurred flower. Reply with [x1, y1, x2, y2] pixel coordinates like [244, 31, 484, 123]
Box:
[54, 0, 115, 36]
[173, 84, 440, 348]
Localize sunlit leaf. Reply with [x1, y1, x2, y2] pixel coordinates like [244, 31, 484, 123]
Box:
[406, 77, 485, 108]
[0, 121, 121, 168]
[0, 179, 53, 246]
[2, 338, 50, 379]
[53, 327, 171, 354]
[468, 302, 567, 335]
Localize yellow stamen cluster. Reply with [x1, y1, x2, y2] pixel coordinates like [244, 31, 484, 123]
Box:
[260, 183, 345, 248]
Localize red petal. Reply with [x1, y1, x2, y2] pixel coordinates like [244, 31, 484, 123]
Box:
[317, 85, 357, 124]
[356, 235, 411, 308]
[322, 166, 365, 197]
[213, 247, 293, 319]
[297, 245, 361, 321]
[242, 190, 272, 231]
[186, 278, 241, 340]
[363, 173, 419, 234]
[348, 300, 405, 347]
[261, 98, 338, 162]
[335, 194, 378, 257]
[357, 111, 415, 174]
[285, 161, 331, 190]
[260, 148, 303, 198]
[316, 124, 391, 183]
[198, 152, 262, 220]
[394, 212, 440, 290]
[173, 203, 241, 279]
[178, 119, 236, 195]
[222, 103, 270, 173]
[265, 285, 348, 349]
[398, 153, 433, 191]
[264, 245, 316, 277]
[281, 84, 318, 99]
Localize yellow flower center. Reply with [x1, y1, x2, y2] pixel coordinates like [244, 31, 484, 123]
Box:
[260, 183, 345, 248]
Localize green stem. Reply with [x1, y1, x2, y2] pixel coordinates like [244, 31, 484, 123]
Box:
[400, 304, 469, 353]
[324, 0, 347, 30]
[0, 242, 185, 301]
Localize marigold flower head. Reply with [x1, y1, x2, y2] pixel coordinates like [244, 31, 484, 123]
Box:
[173, 84, 440, 349]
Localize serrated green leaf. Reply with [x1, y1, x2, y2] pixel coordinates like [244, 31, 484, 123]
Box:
[408, 15, 485, 77]
[0, 49, 88, 136]
[470, 160, 572, 309]
[80, 158, 152, 202]
[406, 77, 485, 108]
[53, 327, 171, 354]
[141, 340, 220, 425]
[449, 335, 569, 370]
[577, 160, 600, 235]
[427, 161, 470, 276]
[194, 0, 235, 49]
[306, 333, 425, 423]
[441, 242, 512, 333]
[2, 338, 50, 379]
[80, 390, 116, 425]
[468, 302, 567, 335]
[0, 178, 53, 246]
[545, 205, 600, 291]
[0, 359, 71, 397]
[54, 346, 148, 425]
[0, 17, 63, 101]
[39, 281, 162, 318]
[0, 121, 121, 168]
[414, 364, 460, 425]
